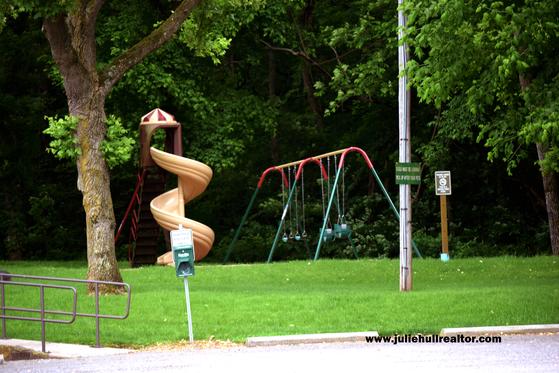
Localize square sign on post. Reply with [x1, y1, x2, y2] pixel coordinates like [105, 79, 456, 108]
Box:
[395, 162, 421, 185]
[434, 171, 451, 262]
[171, 227, 195, 277]
[434, 171, 452, 195]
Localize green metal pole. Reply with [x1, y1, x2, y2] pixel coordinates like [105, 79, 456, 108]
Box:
[314, 165, 342, 261]
[371, 168, 400, 220]
[304, 239, 312, 260]
[267, 179, 298, 263]
[370, 168, 422, 258]
[223, 188, 260, 264]
[348, 234, 359, 259]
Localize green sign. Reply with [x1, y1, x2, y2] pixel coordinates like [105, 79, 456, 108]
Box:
[395, 162, 421, 185]
[171, 228, 195, 277]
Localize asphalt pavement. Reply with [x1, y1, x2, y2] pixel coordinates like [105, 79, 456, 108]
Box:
[2, 327, 559, 373]
[3, 334, 559, 373]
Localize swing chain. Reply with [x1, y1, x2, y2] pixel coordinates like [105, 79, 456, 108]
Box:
[334, 155, 341, 224]
[288, 167, 294, 239]
[326, 156, 332, 228]
[281, 169, 287, 242]
[301, 166, 307, 238]
[341, 162, 346, 224]
[294, 166, 301, 240]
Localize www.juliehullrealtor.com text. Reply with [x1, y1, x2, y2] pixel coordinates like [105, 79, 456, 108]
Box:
[366, 334, 502, 345]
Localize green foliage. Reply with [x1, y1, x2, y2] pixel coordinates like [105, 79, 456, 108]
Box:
[26, 186, 85, 260]
[1, 0, 554, 262]
[406, 0, 559, 173]
[179, 0, 267, 63]
[43, 114, 135, 169]
[43, 115, 80, 162]
[521, 77, 559, 174]
[314, 0, 397, 115]
[344, 195, 399, 258]
[101, 115, 135, 169]
[0, 0, 74, 23]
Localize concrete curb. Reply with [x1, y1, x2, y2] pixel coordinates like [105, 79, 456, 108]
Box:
[246, 331, 379, 347]
[0, 339, 133, 359]
[441, 324, 559, 336]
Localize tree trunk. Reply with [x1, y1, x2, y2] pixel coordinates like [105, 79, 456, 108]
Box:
[72, 92, 124, 291]
[41, 0, 202, 292]
[520, 73, 559, 255]
[268, 50, 280, 164]
[536, 143, 559, 255]
[302, 61, 324, 129]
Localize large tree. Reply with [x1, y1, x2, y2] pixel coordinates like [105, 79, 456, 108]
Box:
[405, 0, 559, 255]
[2, 0, 204, 289]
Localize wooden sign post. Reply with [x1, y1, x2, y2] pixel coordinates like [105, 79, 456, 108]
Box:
[435, 171, 451, 262]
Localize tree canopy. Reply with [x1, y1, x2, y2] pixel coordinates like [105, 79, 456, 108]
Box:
[0, 0, 556, 266]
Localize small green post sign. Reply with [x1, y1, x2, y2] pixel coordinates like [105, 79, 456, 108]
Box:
[395, 162, 421, 185]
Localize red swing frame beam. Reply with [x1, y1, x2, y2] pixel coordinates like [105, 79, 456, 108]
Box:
[257, 167, 289, 189]
[257, 148, 343, 188]
[338, 146, 374, 171]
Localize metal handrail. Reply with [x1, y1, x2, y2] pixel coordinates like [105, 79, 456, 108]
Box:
[1, 273, 131, 351]
[1, 279, 78, 352]
[115, 169, 146, 243]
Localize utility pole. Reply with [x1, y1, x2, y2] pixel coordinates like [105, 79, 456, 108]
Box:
[398, 0, 412, 291]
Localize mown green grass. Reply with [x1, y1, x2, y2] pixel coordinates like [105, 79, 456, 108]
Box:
[1, 256, 558, 347]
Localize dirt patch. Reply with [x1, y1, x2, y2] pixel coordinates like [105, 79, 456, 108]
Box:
[140, 338, 244, 352]
[0, 345, 51, 361]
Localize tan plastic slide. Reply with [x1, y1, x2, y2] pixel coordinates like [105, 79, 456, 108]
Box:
[149, 147, 215, 261]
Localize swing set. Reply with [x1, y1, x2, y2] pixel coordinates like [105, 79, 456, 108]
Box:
[223, 147, 422, 263]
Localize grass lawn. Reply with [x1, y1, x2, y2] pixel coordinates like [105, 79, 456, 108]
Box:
[0, 256, 558, 347]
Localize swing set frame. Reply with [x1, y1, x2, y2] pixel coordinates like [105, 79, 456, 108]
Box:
[223, 146, 422, 263]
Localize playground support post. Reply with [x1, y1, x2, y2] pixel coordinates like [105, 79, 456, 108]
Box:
[268, 177, 298, 263]
[314, 147, 422, 261]
[223, 188, 260, 263]
[314, 164, 343, 260]
[370, 168, 422, 259]
[268, 157, 328, 263]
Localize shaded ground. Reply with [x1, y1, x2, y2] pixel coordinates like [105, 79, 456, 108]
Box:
[0, 345, 51, 361]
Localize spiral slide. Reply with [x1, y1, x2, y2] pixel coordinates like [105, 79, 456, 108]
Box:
[149, 147, 215, 261]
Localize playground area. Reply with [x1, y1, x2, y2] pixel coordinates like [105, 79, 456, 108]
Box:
[117, 109, 419, 268]
[223, 146, 421, 264]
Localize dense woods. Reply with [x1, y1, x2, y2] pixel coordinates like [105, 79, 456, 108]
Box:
[0, 0, 556, 266]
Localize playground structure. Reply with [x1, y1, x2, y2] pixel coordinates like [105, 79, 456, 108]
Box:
[223, 147, 422, 263]
[115, 109, 214, 266]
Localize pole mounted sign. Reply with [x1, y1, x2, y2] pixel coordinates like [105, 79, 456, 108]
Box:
[395, 162, 421, 185]
[435, 171, 452, 196]
[434, 171, 451, 262]
[171, 227, 195, 277]
[170, 225, 195, 343]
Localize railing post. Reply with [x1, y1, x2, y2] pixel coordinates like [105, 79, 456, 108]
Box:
[40, 286, 46, 353]
[95, 283, 100, 348]
[1, 277, 6, 339]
